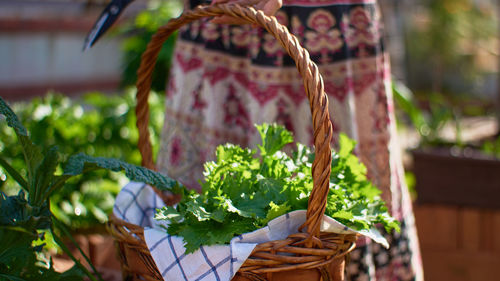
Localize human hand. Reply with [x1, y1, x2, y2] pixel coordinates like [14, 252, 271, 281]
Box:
[210, 0, 282, 25]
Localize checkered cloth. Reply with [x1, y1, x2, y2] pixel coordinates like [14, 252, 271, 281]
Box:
[113, 182, 388, 281]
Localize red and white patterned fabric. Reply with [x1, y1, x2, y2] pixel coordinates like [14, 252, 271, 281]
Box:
[156, 0, 423, 280]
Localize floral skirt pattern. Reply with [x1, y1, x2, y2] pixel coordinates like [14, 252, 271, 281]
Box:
[156, 0, 423, 280]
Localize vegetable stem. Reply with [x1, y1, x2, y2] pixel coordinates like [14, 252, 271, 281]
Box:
[52, 218, 104, 281]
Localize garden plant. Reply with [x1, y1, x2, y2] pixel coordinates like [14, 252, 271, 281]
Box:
[0, 97, 177, 280]
[0, 91, 164, 232]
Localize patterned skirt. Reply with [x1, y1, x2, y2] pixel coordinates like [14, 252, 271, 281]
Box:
[156, 0, 423, 280]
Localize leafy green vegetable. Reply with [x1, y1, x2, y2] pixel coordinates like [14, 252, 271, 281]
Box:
[156, 123, 399, 253]
[64, 153, 178, 191]
[0, 191, 83, 281]
[0, 96, 177, 280]
[1, 97, 96, 280]
[0, 92, 165, 231]
[0, 156, 28, 190]
[0, 191, 51, 230]
[0, 97, 28, 136]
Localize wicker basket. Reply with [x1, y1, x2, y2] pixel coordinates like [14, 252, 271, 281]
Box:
[107, 3, 357, 281]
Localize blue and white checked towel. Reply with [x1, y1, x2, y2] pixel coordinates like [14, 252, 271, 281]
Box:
[114, 182, 388, 281]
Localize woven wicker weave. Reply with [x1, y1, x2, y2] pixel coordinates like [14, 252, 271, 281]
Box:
[107, 3, 357, 281]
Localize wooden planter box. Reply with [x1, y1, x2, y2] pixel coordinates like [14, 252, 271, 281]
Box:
[412, 149, 500, 209]
[414, 204, 500, 281]
[412, 148, 500, 280]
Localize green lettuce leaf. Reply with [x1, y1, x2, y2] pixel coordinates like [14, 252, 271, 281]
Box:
[155, 124, 399, 253]
[256, 123, 293, 155]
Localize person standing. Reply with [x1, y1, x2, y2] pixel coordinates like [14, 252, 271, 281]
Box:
[87, 0, 423, 279]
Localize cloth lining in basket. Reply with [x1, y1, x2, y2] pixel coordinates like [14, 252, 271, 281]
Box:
[113, 182, 387, 281]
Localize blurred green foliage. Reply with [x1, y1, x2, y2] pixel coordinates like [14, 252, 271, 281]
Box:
[393, 80, 500, 161]
[0, 90, 165, 231]
[0, 0, 180, 233]
[405, 0, 497, 97]
[0, 94, 179, 280]
[393, 81, 460, 148]
[480, 136, 500, 158]
[120, 0, 182, 92]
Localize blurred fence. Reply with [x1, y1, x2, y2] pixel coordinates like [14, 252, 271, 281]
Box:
[0, 0, 147, 100]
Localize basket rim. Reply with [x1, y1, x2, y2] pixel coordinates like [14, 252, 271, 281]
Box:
[108, 213, 358, 277]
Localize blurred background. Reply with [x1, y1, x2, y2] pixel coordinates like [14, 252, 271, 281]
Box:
[0, 0, 499, 280]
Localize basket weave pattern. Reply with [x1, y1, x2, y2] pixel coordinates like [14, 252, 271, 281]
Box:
[107, 3, 357, 281]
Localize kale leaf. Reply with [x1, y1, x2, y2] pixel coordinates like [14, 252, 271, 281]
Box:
[0, 96, 179, 280]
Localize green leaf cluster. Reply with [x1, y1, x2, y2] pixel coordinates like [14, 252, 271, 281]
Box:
[156, 124, 399, 253]
[119, 0, 182, 92]
[0, 96, 177, 280]
[0, 91, 164, 231]
[0, 191, 82, 281]
[406, 0, 497, 95]
[392, 82, 459, 148]
[0, 97, 85, 280]
[328, 134, 400, 232]
[481, 135, 500, 159]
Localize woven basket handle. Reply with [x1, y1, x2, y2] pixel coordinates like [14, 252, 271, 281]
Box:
[135, 3, 333, 239]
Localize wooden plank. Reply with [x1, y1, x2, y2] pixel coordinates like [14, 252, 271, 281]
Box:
[459, 208, 481, 252]
[421, 250, 500, 281]
[0, 78, 120, 101]
[413, 150, 500, 209]
[479, 210, 495, 252]
[494, 211, 500, 253]
[415, 205, 500, 281]
[414, 204, 458, 251]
